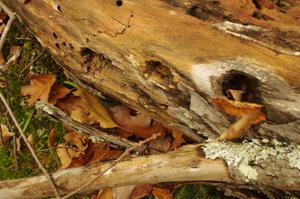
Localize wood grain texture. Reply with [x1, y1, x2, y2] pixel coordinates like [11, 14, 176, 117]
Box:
[3, 0, 300, 142]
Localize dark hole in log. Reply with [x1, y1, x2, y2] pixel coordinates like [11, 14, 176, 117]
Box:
[252, 0, 262, 10]
[57, 5, 62, 12]
[69, 43, 74, 49]
[115, 0, 123, 6]
[80, 47, 94, 57]
[62, 42, 66, 46]
[55, 43, 60, 48]
[53, 32, 58, 39]
[221, 71, 261, 103]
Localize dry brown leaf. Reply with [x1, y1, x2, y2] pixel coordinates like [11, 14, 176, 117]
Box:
[57, 130, 123, 168]
[48, 129, 57, 148]
[94, 188, 113, 199]
[111, 106, 165, 138]
[0, 51, 5, 65]
[151, 187, 172, 199]
[212, 98, 266, 124]
[58, 87, 117, 128]
[130, 184, 153, 199]
[9, 45, 21, 59]
[218, 112, 258, 141]
[148, 134, 172, 152]
[21, 74, 56, 106]
[169, 130, 186, 151]
[57, 143, 73, 169]
[0, 124, 14, 147]
[113, 186, 136, 199]
[49, 84, 71, 105]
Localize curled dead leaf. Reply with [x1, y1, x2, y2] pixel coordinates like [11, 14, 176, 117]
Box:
[57, 87, 117, 128]
[49, 84, 71, 105]
[218, 112, 258, 141]
[0, 124, 14, 147]
[152, 187, 172, 199]
[130, 184, 153, 199]
[212, 98, 266, 124]
[21, 74, 56, 106]
[111, 106, 165, 138]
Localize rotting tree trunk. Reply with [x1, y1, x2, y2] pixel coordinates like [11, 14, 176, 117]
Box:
[1, 0, 300, 198]
[3, 0, 300, 142]
[0, 143, 299, 199]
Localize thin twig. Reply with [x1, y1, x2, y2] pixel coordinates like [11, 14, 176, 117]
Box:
[62, 133, 161, 199]
[0, 1, 16, 52]
[5, 113, 19, 170]
[0, 92, 61, 199]
[36, 101, 136, 149]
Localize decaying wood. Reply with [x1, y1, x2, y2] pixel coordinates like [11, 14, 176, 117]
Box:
[3, 0, 299, 143]
[0, 142, 299, 199]
[1, 0, 300, 197]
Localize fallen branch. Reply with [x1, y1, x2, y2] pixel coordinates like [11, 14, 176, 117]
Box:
[62, 133, 161, 199]
[35, 101, 136, 149]
[0, 93, 61, 198]
[0, 1, 16, 52]
[0, 142, 299, 199]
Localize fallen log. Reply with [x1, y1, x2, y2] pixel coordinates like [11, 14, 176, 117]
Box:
[0, 142, 299, 199]
[3, 0, 300, 143]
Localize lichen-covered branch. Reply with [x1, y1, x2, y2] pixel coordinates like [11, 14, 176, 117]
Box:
[0, 142, 299, 199]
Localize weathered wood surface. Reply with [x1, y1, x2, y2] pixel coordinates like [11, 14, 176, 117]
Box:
[3, 0, 300, 143]
[0, 143, 299, 199]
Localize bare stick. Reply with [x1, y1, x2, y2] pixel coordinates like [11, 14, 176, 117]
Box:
[0, 92, 61, 199]
[0, 1, 16, 52]
[5, 113, 19, 170]
[62, 133, 161, 199]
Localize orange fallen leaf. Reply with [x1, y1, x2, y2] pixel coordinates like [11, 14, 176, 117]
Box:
[169, 130, 186, 151]
[130, 184, 153, 199]
[218, 112, 258, 141]
[152, 187, 172, 199]
[0, 124, 14, 147]
[111, 106, 165, 138]
[49, 84, 71, 105]
[21, 74, 56, 106]
[212, 98, 266, 124]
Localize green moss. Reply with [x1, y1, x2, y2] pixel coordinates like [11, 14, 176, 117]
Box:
[0, 21, 67, 180]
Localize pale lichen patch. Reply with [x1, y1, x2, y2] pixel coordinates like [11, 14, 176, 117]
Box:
[287, 146, 300, 170]
[202, 140, 300, 182]
[238, 165, 258, 181]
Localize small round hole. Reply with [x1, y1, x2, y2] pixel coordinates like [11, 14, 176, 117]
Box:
[53, 32, 58, 39]
[62, 42, 66, 46]
[57, 5, 62, 12]
[115, 0, 123, 6]
[55, 43, 60, 48]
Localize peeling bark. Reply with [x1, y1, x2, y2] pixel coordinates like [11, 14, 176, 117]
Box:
[0, 143, 299, 199]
